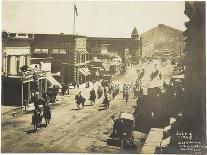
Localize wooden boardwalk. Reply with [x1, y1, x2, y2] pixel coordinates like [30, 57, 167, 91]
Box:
[141, 128, 163, 154]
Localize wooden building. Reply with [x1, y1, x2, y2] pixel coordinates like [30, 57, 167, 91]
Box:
[2, 32, 48, 107]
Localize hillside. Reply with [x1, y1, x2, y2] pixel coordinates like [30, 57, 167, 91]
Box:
[141, 24, 185, 57]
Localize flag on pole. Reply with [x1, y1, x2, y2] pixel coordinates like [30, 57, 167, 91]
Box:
[74, 4, 78, 16]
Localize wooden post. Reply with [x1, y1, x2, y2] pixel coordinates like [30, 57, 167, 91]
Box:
[45, 79, 47, 93]
[27, 82, 30, 109]
[39, 79, 42, 97]
[21, 83, 23, 109]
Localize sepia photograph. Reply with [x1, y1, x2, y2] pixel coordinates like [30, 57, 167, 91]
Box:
[1, 0, 206, 154]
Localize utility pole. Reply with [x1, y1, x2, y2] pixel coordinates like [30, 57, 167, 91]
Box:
[73, 7, 76, 35]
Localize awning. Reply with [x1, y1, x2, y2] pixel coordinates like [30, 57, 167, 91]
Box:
[82, 68, 91, 75]
[4, 48, 30, 56]
[76, 49, 88, 54]
[46, 73, 62, 88]
[79, 68, 88, 76]
[172, 74, 184, 79]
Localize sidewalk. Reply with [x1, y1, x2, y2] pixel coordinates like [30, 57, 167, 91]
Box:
[1, 106, 20, 114]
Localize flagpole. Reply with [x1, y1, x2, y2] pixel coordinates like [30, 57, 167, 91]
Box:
[73, 4, 76, 35]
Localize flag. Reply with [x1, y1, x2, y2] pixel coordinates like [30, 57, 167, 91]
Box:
[74, 4, 78, 16]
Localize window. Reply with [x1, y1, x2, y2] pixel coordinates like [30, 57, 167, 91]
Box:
[33, 49, 48, 54]
[51, 49, 66, 54]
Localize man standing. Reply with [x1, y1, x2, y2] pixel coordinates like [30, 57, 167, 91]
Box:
[125, 87, 129, 102]
[123, 84, 126, 100]
[89, 88, 96, 104]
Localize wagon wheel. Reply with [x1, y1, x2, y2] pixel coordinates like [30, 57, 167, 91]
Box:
[131, 131, 135, 144]
[120, 139, 124, 153]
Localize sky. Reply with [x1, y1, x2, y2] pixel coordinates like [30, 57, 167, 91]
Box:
[2, 1, 188, 38]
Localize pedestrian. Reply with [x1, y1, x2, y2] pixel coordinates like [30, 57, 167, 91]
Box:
[123, 84, 126, 100]
[74, 82, 76, 89]
[97, 86, 103, 99]
[125, 87, 129, 102]
[33, 92, 39, 110]
[61, 84, 66, 96]
[89, 88, 96, 104]
[159, 73, 162, 80]
[103, 94, 110, 109]
[77, 82, 80, 89]
[112, 88, 116, 100]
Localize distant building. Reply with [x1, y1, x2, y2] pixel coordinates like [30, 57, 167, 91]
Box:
[86, 27, 142, 64]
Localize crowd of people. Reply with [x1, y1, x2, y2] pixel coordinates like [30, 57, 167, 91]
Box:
[73, 67, 146, 111]
[74, 83, 121, 109]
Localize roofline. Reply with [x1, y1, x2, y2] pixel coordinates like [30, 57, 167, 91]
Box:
[87, 37, 136, 40]
[34, 33, 87, 38]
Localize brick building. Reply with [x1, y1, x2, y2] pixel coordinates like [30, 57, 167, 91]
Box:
[31, 34, 90, 84]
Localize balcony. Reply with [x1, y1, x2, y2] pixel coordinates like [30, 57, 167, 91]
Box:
[3, 70, 47, 83]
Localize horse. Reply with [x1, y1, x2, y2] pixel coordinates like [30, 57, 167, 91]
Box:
[62, 84, 68, 96]
[75, 95, 86, 109]
[89, 90, 96, 104]
[43, 105, 51, 126]
[32, 110, 43, 132]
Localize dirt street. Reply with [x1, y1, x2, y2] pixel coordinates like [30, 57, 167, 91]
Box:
[1, 63, 174, 153]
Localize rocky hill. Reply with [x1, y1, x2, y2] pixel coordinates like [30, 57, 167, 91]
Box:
[141, 24, 185, 57]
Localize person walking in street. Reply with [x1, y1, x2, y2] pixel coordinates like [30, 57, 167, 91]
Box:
[125, 87, 129, 102]
[104, 86, 107, 96]
[89, 88, 96, 105]
[103, 93, 110, 109]
[97, 86, 103, 99]
[112, 86, 116, 100]
[159, 72, 162, 80]
[123, 84, 126, 100]
[62, 83, 68, 96]
[77, 82, 80, 89]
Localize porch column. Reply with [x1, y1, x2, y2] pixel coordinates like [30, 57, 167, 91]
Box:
[21, 83, 23, 109]
[26, 55, 30, 66]
[27, 82, 30, 108]
[9, 56, 17, 75]
[39, 79, 43, 97]
[4, 56, 7, 74]
[45, 79, 48, 93]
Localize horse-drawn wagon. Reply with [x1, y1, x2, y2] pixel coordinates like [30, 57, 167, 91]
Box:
[101, 74, 112, 87]
[108, 113, 135, 148]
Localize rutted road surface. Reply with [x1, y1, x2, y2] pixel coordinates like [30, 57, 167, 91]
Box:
[1, 63, 174, 153]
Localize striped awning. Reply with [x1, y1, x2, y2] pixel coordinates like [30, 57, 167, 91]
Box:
[82, 68, 91, 75]
[76, 49, 88, 54]
[4, 48, 30, 56]
[79, 68, 88, 76]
